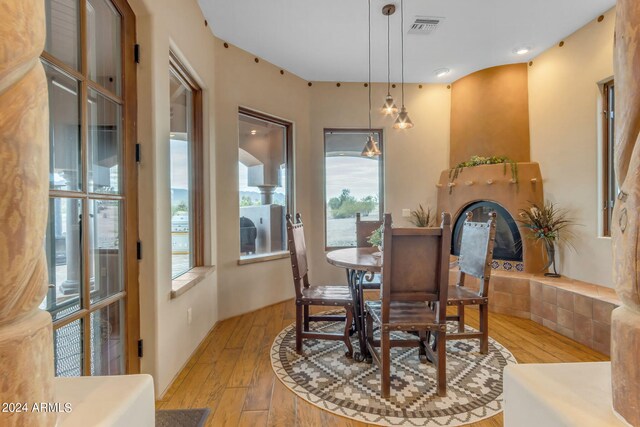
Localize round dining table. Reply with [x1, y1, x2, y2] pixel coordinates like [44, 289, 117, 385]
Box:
[326, 247, 382, 361]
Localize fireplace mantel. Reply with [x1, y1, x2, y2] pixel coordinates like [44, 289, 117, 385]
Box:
[436, 162, 545, 273]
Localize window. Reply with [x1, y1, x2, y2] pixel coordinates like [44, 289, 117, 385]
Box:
[324, 129, 384, 248]
[41, 0, 138, 376]
[602, 80, 616, 236]
[238, 109, 293, 260]
[170, 53, 204, 278]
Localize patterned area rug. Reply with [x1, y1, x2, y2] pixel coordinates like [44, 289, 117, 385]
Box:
[271, 315, 517, 426]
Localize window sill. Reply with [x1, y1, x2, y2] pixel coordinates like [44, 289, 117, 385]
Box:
[170, 266, 216, 299]
[237, 251, 289, 266]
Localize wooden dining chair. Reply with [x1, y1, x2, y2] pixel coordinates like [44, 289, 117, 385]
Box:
[355, 213, 383, 247]
[365, 212, 451, 398]
[355, 213, 383, 289]
[446, 211, 497, 354]
[286, 213, 354, 357]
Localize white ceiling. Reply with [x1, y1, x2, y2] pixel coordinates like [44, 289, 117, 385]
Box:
[198, 0, 615, 83]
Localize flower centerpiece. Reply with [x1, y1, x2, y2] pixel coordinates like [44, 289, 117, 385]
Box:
[518, 201, 576, 277]
[367, 225, 383, 254]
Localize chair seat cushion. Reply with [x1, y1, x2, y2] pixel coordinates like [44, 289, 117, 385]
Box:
[364, 300, 441, 330]
[300, 285, 353, 306]
[447, 285, 486, 305]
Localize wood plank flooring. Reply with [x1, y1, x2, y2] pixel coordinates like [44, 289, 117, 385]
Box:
[156, 298, 609, 426]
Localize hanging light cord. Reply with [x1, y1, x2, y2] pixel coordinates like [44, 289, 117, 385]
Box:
[387, 12, 391, 95]
[400, 0, 405, 108]
[368, 0, 372, 130]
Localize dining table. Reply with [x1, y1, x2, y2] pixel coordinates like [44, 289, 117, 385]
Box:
[326, 247, 382, 361]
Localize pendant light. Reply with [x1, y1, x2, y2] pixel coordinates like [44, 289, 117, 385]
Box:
[381, 4, 398, 116]
[393, 0, 414, 129]
[362, 0, 382, 158]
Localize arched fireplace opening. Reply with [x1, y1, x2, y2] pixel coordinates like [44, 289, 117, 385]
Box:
[452, 201, 523, 262]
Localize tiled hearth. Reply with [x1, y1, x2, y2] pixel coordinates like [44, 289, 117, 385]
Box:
[451, 270, 620, 355]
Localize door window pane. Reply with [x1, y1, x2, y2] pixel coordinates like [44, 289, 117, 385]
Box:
[43, 198, 83, 321]
[170, 69, 194, 277]
[54, 319, 84, 377]
[87, 0, 121, 94]
[238, 113, 290, 258]
[88, 88, 122, 194]
[45, 0, 80, 70]
[91, 301, 124, 375]
[43, 61, 81, 191]
[90, 200, 123, 302]
[325, 130, 383, 247]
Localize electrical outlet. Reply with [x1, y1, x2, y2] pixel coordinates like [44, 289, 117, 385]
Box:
[402, 209, 411, 218]
[187, 308, 192, 325]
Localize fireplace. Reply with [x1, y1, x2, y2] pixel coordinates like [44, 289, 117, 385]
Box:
[436, 162, 545, 273]
[452, 201, 523, 262]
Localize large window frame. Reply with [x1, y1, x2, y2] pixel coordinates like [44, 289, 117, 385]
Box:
[602, 79, 616, 237]
[169, 52, 205, 278]
[41, 0, 139, 374]
[237, 107, 294, 263]
[323, 128, 385, 250]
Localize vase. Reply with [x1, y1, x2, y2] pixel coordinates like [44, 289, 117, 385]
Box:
[543, 239, 561, 278]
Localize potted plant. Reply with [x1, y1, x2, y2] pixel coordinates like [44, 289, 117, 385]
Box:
[367, 225, 383, 254]
[409, 204, 434, 227]
[518, 201, 576, 277]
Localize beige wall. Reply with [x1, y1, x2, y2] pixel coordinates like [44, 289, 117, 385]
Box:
[529, 8, 615, 287]
[128, 0, 218, 396]
[451, 63, 531, 167]
[308, 83, 451, 284]
[214, 41, 311, 320]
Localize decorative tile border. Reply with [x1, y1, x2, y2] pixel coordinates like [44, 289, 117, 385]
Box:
[491, 259, 524, 272]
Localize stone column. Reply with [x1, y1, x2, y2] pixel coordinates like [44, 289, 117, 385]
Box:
[612, 1, 640, 425]
[0, 1, 55, 426]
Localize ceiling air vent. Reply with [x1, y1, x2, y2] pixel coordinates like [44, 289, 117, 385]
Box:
[408, 16, 444, 35]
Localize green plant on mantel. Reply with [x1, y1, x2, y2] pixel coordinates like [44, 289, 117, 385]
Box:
[448, 155, 518, 194]
[409, 204, 434, 227]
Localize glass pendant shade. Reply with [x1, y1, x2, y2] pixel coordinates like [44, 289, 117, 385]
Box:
[361, 134, 382, 157]
[393, 106, 414, 129]
[381, 94, 398, 115]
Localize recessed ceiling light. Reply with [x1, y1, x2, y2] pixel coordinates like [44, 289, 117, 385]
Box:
[513, 46, 531, 55]
[250, 130, 257, 135]
[434, 68, 450, 78]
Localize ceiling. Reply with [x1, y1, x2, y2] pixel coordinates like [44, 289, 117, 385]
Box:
[198, 0, 615, 83]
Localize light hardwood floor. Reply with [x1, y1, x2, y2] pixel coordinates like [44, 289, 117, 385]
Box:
[156, 298, 609, 426]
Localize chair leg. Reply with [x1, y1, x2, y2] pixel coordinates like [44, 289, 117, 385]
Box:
[479, 303, 489, 354]
[458, 304, 465, 333]
[366, 310, 374, 347]
[295, 304, 303, 354]
[381, 328, 391, 398]
[343, 308, 354, 358]
[418, 331, 427, 361]
[303, 305, 310, 332]
[436, 330, 447, 397]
